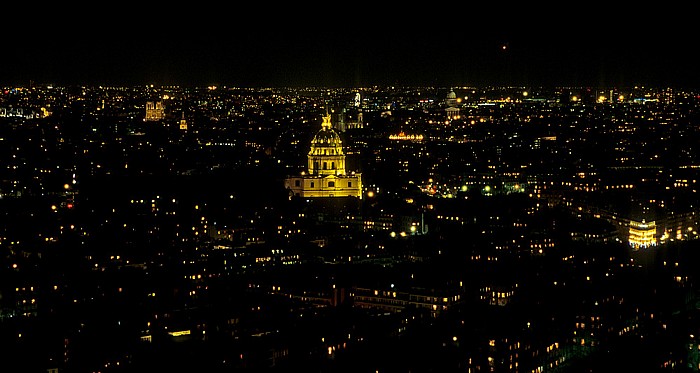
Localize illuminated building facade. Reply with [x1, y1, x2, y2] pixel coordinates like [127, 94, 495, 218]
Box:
[389, 132, 424, 141]
[628, 219, 657, 249]
[145, 100, 164, 121]
[179, 112, 188, 130]
[284, 114, 362, 198]
[346, 110, 364, 130]
[445, 89, 460, 120]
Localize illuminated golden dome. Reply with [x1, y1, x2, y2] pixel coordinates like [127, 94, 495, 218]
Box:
[310, 115, 343, 152]
[284, 113, 362, 199]
[308, 114, 346, 175]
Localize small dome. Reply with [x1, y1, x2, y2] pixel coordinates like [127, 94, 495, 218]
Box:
[447, 90, 457, 99]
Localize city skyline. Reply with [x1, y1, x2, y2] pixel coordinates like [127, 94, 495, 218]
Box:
[3, 84, 700, 371]
[4, 8, 700, 372]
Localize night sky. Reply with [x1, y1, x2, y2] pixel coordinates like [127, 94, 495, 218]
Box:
[2, 6, 697, 87]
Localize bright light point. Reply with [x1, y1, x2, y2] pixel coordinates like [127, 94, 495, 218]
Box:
[367, 191, 375, 198]
[453, 336, 458, 342]
[410, 225, 417, 233]
[522, 91, 528, 97]
[484, 186, 491, 192]
[461, 185, 468, 192]
[571, 96, 579, 102]
[63, 183, 70, 190]
[390, 232, 396, 238]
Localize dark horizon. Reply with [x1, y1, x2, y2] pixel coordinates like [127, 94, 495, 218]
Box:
[2, 8, 697, 88]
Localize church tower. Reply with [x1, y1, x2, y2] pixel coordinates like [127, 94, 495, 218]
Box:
[179, 112, 188, 130]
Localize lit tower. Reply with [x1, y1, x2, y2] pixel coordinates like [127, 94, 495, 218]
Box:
[179, 112, 188, 131]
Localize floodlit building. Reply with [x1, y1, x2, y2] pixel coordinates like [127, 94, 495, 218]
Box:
[628, 219, 657, 249]
[284, 114, 362, 198]
[145, 100, 165, 121]
[179, 112, 188, 130]
[445, 88, 460, 120]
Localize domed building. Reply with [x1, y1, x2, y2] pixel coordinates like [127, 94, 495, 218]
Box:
[445, 88, 460, 120]
[285, 114, 362, 198]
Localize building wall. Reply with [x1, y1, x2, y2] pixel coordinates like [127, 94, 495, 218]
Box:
[285, 175, 362, 198]
[308, 154, 346, 176]
[145, 101, 164, 121]
[351, 287, 461, 316]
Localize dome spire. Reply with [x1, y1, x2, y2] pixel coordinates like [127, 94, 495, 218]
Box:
[321, 111, 333, 130]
